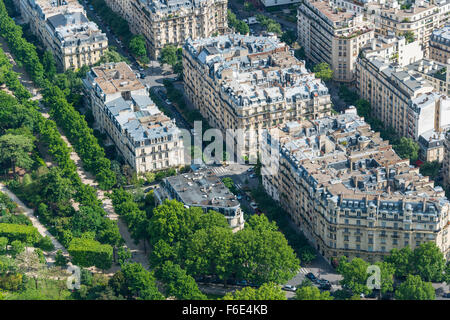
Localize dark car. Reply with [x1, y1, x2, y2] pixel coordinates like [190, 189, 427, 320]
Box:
[306, 273, 317, 282]
[236, 280, 248, 286]
[443, 292, 450, 299]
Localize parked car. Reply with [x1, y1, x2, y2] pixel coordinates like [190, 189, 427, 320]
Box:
[236, 194, 242, 200]
[247, 167, 254, 172]
[306, 272, 317, 282]
[165, 99, 172, 105]
[250, 202, 258, 209]
[282, 285, 297, 292]
[318, 280, 331, 290]
[140, 73, 146, 79]
[236, 280, 248, 286]
[249, 173, 257, 178]
[443, 292, 450, 299]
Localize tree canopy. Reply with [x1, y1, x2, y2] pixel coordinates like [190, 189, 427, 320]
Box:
[223, 282, 286, 300]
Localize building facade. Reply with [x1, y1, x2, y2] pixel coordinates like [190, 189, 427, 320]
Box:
[103, 0, 227, 58]
[430, 25, 450, 64]
[360, 34, 423, 67]
[297, 0, 374, 82]
[183, 34, 333, 158]
[18, 0, 108, 70]
[356, 54, 450, 162]
[261, 108, 450, 263]
[82, 62, 187, 173]
[443, 132, 450, 186]
[154, 166, 245, 231]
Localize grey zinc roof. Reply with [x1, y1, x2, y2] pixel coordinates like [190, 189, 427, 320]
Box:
[47, 12, 88, 29]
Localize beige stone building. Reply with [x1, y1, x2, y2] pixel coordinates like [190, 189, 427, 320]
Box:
[18, 0, 108, 70]
[430, 25, 450, 64]
[443, 132, 450, 186]
[405, 58, 450, 95]
[367, 0, 450, 57]
[356, 54, 450, 162]
[297, 0, 374, 82]
[82, 62, 187, 173]
[183, 34, 333, 158]
[103, 0, 227, 58]
[261, 109, 450, 263]
[360, 34, 423, 67]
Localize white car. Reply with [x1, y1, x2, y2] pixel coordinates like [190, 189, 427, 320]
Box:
[165, 99, 172, 105]
[250, 202, 258, 209]
[282, 285, 297, 292]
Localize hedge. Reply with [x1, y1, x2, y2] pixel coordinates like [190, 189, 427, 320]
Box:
[0, 223, 41, 244]
[68, 238, 113, 270]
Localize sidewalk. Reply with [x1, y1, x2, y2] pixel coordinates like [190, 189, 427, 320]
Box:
[0, 183, 69, 266]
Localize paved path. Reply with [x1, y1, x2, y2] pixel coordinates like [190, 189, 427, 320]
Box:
[0, 183, 69, 266]
[0, 34, 149, 270]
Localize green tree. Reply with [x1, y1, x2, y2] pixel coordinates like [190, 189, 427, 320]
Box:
[42, 50, 57, 80]
[223, 282, 286, 300]
[148, 200, 201, 245]
[384, 246, 413, 279]
[9, 240, 25, 257]
[280, 30, 297, 46]
[410, 242, 446, 282]
[55, 250, 67, 267]
[37, 236, 55, 251]
[231, 226, 299, 285]
[243, 1, 254, 11]
[0, 133, 34, 174]
[394, 137, 420, 161]
[374, 261, 395, 295]
[267, 22, 282, 35]
[0, 237, 7, 254]
[355, 99, 371, 119]
[160, 45, 178, 67]
[419, 161, 440, 180]
[403, 31, 415, 44]
[71, 205, 104, 237]
[296, 285, 334, 300]
[313, 62, 334, 82]
[185, 226, 233, 282]
[120, 262, 164, 300]
[117, 247, 132, 266]
[228, 10, 249, 35]
[395, 275, 435, 300]
[336, 256, 370, 296]
[129, 35, 147, 58]
[144, 172, 155, 184]
[39, 167, 75, 209]
[156, 261, 206, 299]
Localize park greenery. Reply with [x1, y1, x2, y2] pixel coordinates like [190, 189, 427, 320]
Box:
[110, 190, 301, 287]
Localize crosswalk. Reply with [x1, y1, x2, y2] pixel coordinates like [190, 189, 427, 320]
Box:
[210, 166, 228, 175]
[299, 268, 309, 275]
